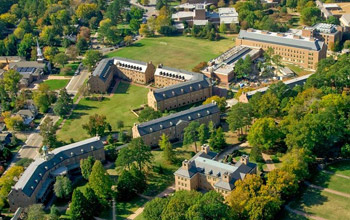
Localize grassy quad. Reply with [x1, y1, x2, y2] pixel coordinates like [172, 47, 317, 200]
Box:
[57, 82, 148, 142]
[41, 79, 70, 91]
[326, 161, 350, 176]
[106, 35, 236, 71]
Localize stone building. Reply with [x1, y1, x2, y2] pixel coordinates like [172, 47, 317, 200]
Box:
[148, 73, 212, 112]
[8, 137, 105, 211]
[154, 65, 197, 88]
[174, 145, 257, 197]
[132, 103, 220, 146]
[87, 57, 155, 93]
[236, 29, 327, 70]
[302, 23, 343, 50]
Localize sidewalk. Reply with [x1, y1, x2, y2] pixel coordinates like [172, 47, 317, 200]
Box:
[262, 153, 276, 171]
[127, 185, 175, 220]
[304, 181, 350, 198]
[285, 204, 328, 220]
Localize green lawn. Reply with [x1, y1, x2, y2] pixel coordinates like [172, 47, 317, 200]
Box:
[106, 35, 235, 71]
[311, 171, 350, 194]
[280, 211, 309, 220]
[289, 188, 350, 220]
[41, 79, 70, 91]
[99, 197, 148, 220]
[285, 63, 313, 76]
[57, 82, 148, 142]
[59, 63, 80, 76]
[326, 161, 350, 176]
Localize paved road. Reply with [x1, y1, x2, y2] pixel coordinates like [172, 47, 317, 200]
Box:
[130, 0, 157, 17]
[66, 69, 90, 95]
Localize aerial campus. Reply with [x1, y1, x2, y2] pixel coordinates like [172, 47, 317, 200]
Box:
[0, 0, 350, 220]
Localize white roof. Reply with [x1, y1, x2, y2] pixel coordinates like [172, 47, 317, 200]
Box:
[323, 3, 339, 8]
[218, 7, 238, 16]
[113, 57, 147, 73]
[193, 19, 209, 26]
[220, 17, 239, 24]
[172, 11, 194, 19]
[340, 14, 350, 25]
[155, 66, 196, 81]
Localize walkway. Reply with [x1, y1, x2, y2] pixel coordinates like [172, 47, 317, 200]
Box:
[304, 181, 350, 198]
[322, 170, 350, 180]
[285, 204, 328, 220]
[127, 185, 175, 220]
[262, 153, 276, 171]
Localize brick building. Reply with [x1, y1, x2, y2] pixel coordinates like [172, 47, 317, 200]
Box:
[154, 65, 197, 88]
[148, 73, 212, 112]
[87, 57, 155, 93]
[236, 29, 327, 70]
[8, 137, 105, 211]
[132, 103, 220, 146]
[174, 145, 257, 197]
[302, 23, 343, 50]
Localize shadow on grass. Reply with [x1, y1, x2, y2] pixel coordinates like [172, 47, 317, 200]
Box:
[290, 187, 328, 211]
[99, 197, 148, 220]
[143, 166, 174, 197]
[311, 171, 331, 189]
[115, 82, 130, 94]
[327, 161, 350, 173]
[129, 42, 145, 47]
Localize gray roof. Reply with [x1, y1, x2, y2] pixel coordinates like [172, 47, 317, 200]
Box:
[238, 30, 325, 51]
[13, 137, 104, 197]
[174, 153, 256, 191]
[92, 58, 114, 82]
[136, 103, 219, 136]
[152, 72, 212, 102]
[17, 109, 35, 118]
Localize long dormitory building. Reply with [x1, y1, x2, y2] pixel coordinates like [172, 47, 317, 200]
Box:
[236, 29, 327, 70]
[132, 103, 220, 146]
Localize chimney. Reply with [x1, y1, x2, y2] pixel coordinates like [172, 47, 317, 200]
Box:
[240, 155, 249, 165]
[247, 28, 253, 32]
[277, 33, 284, 37]
[223, 172, 231, 183]
[293, 35, 301, 39]
[182, 160, 193, 170]
[201, 144, 210, 154]
[302, 28, 313, 38]
[158, 64, 163, 68]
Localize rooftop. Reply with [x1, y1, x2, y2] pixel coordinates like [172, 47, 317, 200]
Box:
[312, 23, 338, 34]
[238, 29, 325, 51]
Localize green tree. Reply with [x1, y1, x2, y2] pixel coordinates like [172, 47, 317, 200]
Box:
[54, 176, 72, 199]
[255, 92, 280, 117]
[49, 205, 60, 220]
[138, 107, 162, 122]
[89, 160, 113, 202]
[183, 121, 200, 152]
[40, 117, 57, 148]
[82, 114, 110, 137]
[82, 50, 102, 71]
[53, 53, 68, 68]
[116, 167, 146, 201]
[300, 7, 321, 26]
[53, 89, 73, 117]
[247, 117, 283, 152]
[198, 123, 209, 145]
[80, 156, 95, 180]
[3, 69, 22, 97]
[159, 134, 174, 162]
[70, 189, 92, 220]
[25, 204, 45, 220]
[143, 197, 168, 220]
[281, 148, 314, 181]
[227, 102, 253, 135]
[266, 169, 298, 199]
[203, 96, 227, 112]
[341, 144, 350, 158]
[219, 22, 227, 33]
[83, 186, 102, 216]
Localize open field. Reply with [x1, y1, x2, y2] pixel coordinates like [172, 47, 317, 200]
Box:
[106, 35, 236, 71]
[41, 79, 70, 91]
[57, 82, 148, 142]
[286, 161, 350, 220]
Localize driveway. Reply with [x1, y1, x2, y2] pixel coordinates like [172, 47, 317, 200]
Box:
[130, 0, 158, 17]
[66, 69, 90, 95]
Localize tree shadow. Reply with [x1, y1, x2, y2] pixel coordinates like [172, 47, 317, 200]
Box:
[68, 111, 89, 120]
[290, 185, 328, 211]
[311, 171, 332, 189]
[114, 82, 130, 94]
[327, 161, 350, 174]
[143, 166, 174, 197]
[129, 42, 144, 47]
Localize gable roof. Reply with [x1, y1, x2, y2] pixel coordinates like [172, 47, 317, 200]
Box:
[92, 58, 114, 82]
[238, 29, 325, 51]
[136, 103, 219, 136]
[13, 137, 104, 197]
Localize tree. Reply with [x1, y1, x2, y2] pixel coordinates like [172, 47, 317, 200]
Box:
[49, 205, 60, 220]
[115, 138, 152, 172]
[76, 3, 98, 21]
[82, 186, 101, 216]
[25, 204, 46, 220]
[70, 189, 92, 220]
[83, 50, 102, 71]
[300, 7, 321, 26]
[254, 92, 280, 117]
[82, 114, 110, 137]
[266, 169, 298, 199]
[183, 121, 200, 152]
[53, 89, 73, 117]
[198, 124, 209, 145]
[341, 144, 350, 158]
[106, 0, 129, 23]
[218, 0, 226, 7]
[53, 53, 68, 68]
[89, 160, 113, 202]
[213, 127, 226, 151]
[203, 96, 227, 112]
[138, 107, 162, 122]
[18, 33, 34, 59]
[3, 69, 22, 97]
[40, 117, 57, 148]
[54, 176, 72, 199]
[247, 117, 283, 152]
[143, 197, 168, 220]
[124, 35, 133, 46]
[159, 134, 174, 162]
[116, 120, 124, 131]
[80, 156, 95, 180]
[116, 167, 146, 201]
[14, 27, 25, 39]
[130, 18, 141, 32]
[2, 112, 23, 131]
[219, 22, 227, 33]
[227, 102, 253, 135]
[76, 38, 88, 54]
[43, 46, 59, 62]
[66, 45, 79, 60]
[0, 166, 24, 209]
[281, 148, 314, 181]
[234, 56, 252, 79]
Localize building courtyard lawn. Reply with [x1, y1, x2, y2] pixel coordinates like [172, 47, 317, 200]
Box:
[41, 79, 70, 91]
[106, 35, 236, 71]
[57, 82, 148, 142]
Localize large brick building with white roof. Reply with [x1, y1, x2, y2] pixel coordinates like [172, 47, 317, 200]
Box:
[236, 29, 327, 70]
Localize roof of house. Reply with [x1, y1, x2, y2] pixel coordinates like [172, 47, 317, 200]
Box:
[91, 58, 114, 82]
[13, 137, 104, 197]
[135, 103, 219, 136]
[152, 73, 211, 102]
[174, 153, 256, 191]
[17, 109, 35, 118]
[8, 61, 46, 69]
[238, 29, 325, 51]
[0, 132, 11, 142]
[340, 14, 350, 25]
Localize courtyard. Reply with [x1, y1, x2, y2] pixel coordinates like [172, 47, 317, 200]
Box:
[57, 82, 148, 142]
[106, 35, 236, 71]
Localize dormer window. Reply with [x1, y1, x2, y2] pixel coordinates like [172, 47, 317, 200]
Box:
[198, 113, 201, 117]
[207, 110, 210, 114]
[81, 149, 84, 153]
[91, 146, 94, 150]
[71, 152, 74, 157]
[160, 124, 163, 129]
[188, 116, 191, 120]
[170, 122, 173, 126]
[39, 173, 42, 176]
[60, 157, 63, 160]
[190, 86, 193, 91]
[150, 128, 153, 132]
[45, 166, 48, 170]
